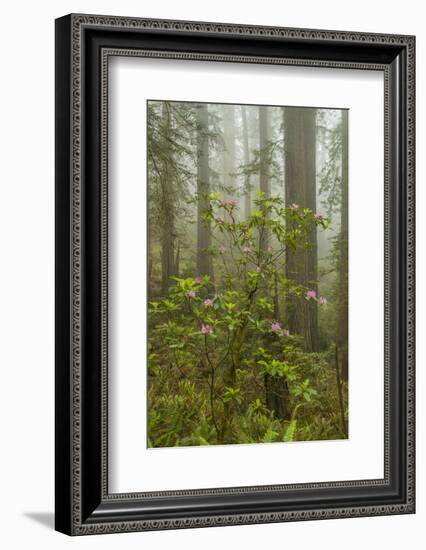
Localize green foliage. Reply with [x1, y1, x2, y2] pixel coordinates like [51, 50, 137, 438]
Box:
[147, 193, 347, 447]
[283, 420, 298, 442]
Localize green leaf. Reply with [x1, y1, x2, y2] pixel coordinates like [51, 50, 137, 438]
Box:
[283, 420, 297, 442]
[223, 386, 242, 403]
[262, 428, 279, 443]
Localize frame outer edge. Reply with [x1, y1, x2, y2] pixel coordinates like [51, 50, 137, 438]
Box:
[60, 13, 415, 535]
[55, 14, 73, 536]
[405, 35, 415, 513]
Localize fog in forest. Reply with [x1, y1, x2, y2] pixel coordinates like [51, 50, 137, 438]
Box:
[147, 100, 348, 448]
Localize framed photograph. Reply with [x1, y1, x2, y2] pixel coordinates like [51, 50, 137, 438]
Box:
[55, 14, 415, 535]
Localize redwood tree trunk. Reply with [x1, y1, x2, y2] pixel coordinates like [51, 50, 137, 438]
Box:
[222, 104, 237, 197]
[196, 104, 213, 278]
[259, 106, 270, 250]
[338, 110, 349, 380]
[160, 102, 176, 295]
[242, 105, 251, 220]
[259, 106, 290, 420]
[285, 107, 319, 352]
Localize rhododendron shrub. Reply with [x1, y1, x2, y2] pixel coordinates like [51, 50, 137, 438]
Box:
[148, 193, 346, 447]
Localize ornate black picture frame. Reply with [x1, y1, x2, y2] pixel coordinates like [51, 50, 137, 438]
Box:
[55, 13, 415, 535]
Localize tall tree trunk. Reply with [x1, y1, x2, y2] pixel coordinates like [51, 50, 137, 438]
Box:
[285, 107, 319, 352]
[175, 240, 180, 279]
[259, 106, 290, 420]
[338, 110, 349, 381]
[196, 104, 213, 278]
[242, 105, 251, 220]
[160, 102, 176, 295]
[259, 106, 270, 250]
[222, 104, 237, 198]
[148, 212, 153, 297]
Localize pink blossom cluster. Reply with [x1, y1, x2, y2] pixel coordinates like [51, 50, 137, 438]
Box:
[201, 324, 213, 335]
[306, 289, 327, 305]
[271, 322, 290, 337]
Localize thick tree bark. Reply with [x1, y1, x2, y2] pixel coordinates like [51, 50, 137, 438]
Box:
[148, 217, 153, 296]
[259, 106, 270, 250]
[285, 107, 319, 352]
[338, 110, 349, 381]
[241, 105, 251, 220]
[175, 240, 180, 279]
[222, 104, 237, 198]
[264, 376, 291, 420]
[196, 104, 213, 278]
[259, 106, 290, 420]
[160, 103, 176, 295]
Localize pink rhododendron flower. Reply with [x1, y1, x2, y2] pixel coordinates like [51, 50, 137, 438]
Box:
[271, 322, 290, 336]
[306, 289, 317, 300]
[187, 290, 196, 298]
[242, 245, 252, 253]
[229, 198, 238, 207]
[290, 203, 299, 210]
[194, 276, 203, 284]
[201, 324, 213, 335]
[319, 296, 327, 305]
[204, 298, 214, 307]
[218, 244, 226, 253]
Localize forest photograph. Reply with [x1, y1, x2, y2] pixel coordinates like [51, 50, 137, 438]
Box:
[147, 100, 349, 448]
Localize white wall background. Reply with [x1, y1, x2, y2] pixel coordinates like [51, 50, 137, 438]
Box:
[0, 0, 422, 548]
